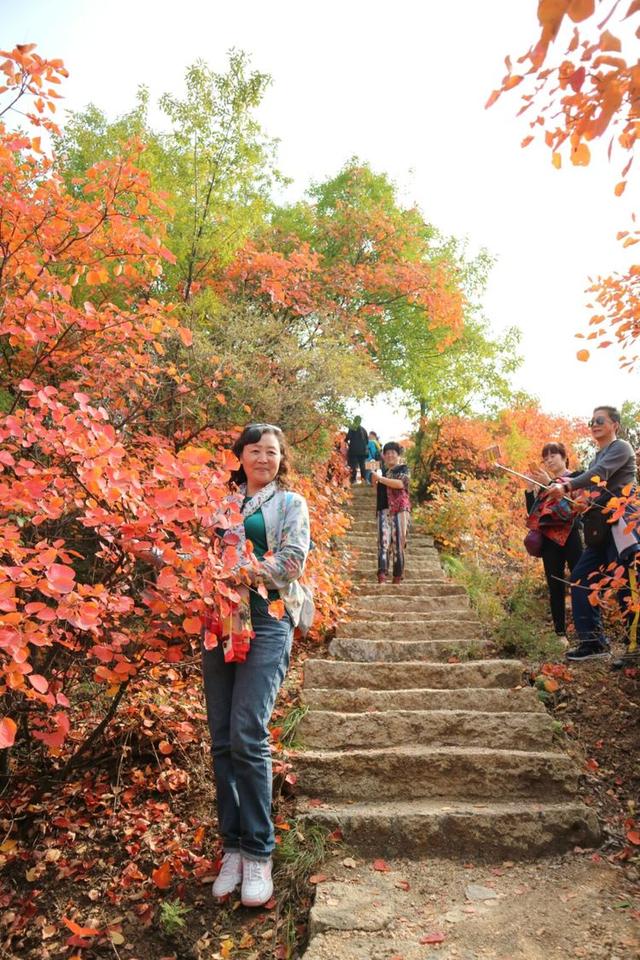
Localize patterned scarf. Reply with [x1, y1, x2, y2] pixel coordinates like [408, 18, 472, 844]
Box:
[203, 481, 278, 663]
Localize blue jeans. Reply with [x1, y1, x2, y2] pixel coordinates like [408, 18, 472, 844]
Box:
[571, 533, 629, 644]
[202, 594, 293, 860]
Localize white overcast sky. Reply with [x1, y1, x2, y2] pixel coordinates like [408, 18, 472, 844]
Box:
[4, 0, 639, 437]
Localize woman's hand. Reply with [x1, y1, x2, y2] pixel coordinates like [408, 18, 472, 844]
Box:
[546, 482, 566, 500]
[530, 468, 551, 486]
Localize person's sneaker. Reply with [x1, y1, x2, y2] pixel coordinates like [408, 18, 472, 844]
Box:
[241, 857, 273, 907]
[212, 851, 242, 900]
[610, 650, 640, 671]
[392, 576, 402, 584]
[555, 634, 570, 649]
[566, 642, 610, 662]
[377, 573, 386, 584]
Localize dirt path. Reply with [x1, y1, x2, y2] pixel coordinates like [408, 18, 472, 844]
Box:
[304, 854, 639, 959]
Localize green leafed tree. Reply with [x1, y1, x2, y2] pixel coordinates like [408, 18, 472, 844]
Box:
[55, 50, 281, 300]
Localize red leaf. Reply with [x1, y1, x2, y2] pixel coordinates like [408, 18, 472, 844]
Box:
[0, 717, 17, 749]
[372, 858, 391, 872]
[46, 563, 76, 594]
[626, 829, 640, 845]
[62, 916, 101, 937]
[267, 599, 286, 620]
[28, 674, 48, 694]
[151, 861, 172, 889]
[309, 873, 329, 884]
[420, 931, 446, 945]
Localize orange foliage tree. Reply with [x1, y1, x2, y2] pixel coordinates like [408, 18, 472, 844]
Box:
[415, 404, 588, 578]
[0, 48, 351, 786]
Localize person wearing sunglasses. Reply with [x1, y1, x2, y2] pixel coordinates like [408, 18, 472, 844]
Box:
[547, 406, 636, 662]
[201, 423, 311, 906]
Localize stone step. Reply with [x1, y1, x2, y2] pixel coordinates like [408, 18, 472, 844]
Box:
[347, 541, 438, 553]
[348, 594, 470, 613]
[301, 685, 544, 714]
[348, 550, 440, 563]
[336, 619, 482, 641]
[352, 557, 442, 568]
[303, 658, 523, 691]
[352, 568, 445, 582]
[298, 708, 557, 751]
[329, 637, 486, 662]
[295, 744, 577, 801]
[298, 798, 600, 861]
[354, 582, 466, 597]
[340, 606, 472, 622]
[344, 597, 471, 616]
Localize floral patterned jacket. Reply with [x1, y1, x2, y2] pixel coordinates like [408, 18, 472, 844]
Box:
[259, 488, 311, 626]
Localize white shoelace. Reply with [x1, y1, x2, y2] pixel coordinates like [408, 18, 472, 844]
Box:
[244, 859, 268, 881]
[219, 852, 241, 877]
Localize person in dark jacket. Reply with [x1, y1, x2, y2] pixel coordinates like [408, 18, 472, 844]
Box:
[346, 416, 369, 484]
[547, 406, 637, 662]
[525, 442, 583, 645]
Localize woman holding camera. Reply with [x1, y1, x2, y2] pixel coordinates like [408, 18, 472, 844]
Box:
[525, 442, 582, 644]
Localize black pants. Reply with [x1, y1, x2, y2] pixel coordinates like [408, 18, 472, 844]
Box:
[541, 526, 583, 634]
[348, 456, 367, 483]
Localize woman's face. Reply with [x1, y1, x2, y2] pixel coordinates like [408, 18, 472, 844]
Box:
[240, 431, 282, 490]
[383, 448, 400, 468]
[590, 408, 618, 447]
[542, 450, 566, 477]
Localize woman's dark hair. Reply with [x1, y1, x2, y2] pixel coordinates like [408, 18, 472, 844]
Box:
[382, 441, 402, 455]
[230, 423, 290, 487]
[541, 442, 569, 466]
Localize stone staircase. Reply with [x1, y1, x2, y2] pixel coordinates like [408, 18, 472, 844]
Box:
[295, 484, 600, 861]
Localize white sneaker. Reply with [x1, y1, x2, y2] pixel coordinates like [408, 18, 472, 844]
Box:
[241, 856, 273, 907]
[212, 851, 242, 900]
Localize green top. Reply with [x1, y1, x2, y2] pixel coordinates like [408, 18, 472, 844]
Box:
[243, 503, 279, 602]
[243, 506, 269, 560]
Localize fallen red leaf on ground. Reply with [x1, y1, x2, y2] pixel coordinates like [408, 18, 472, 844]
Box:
[420, 931, 446, 944]
[151, 861, 172, 889]
[62, 916, 101, 937]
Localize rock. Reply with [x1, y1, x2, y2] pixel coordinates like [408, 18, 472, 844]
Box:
[309, 881, 395, 935]
[465, 883, 498, 901]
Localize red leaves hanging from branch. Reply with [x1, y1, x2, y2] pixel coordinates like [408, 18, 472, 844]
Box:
[488, 1, 640, 183]
[490, 3, 640, 368]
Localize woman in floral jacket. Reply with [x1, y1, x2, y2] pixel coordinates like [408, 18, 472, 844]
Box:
[202, 424, 310, 907]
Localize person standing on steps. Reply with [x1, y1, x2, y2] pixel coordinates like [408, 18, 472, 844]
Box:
[546, 406, 637, 664]
[346, 416, 369, 484]
[524, 442, 583, 647]
[372, 442, 411, 583]
[365, 430, 382, 484]
[202, 423, 311, 907]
